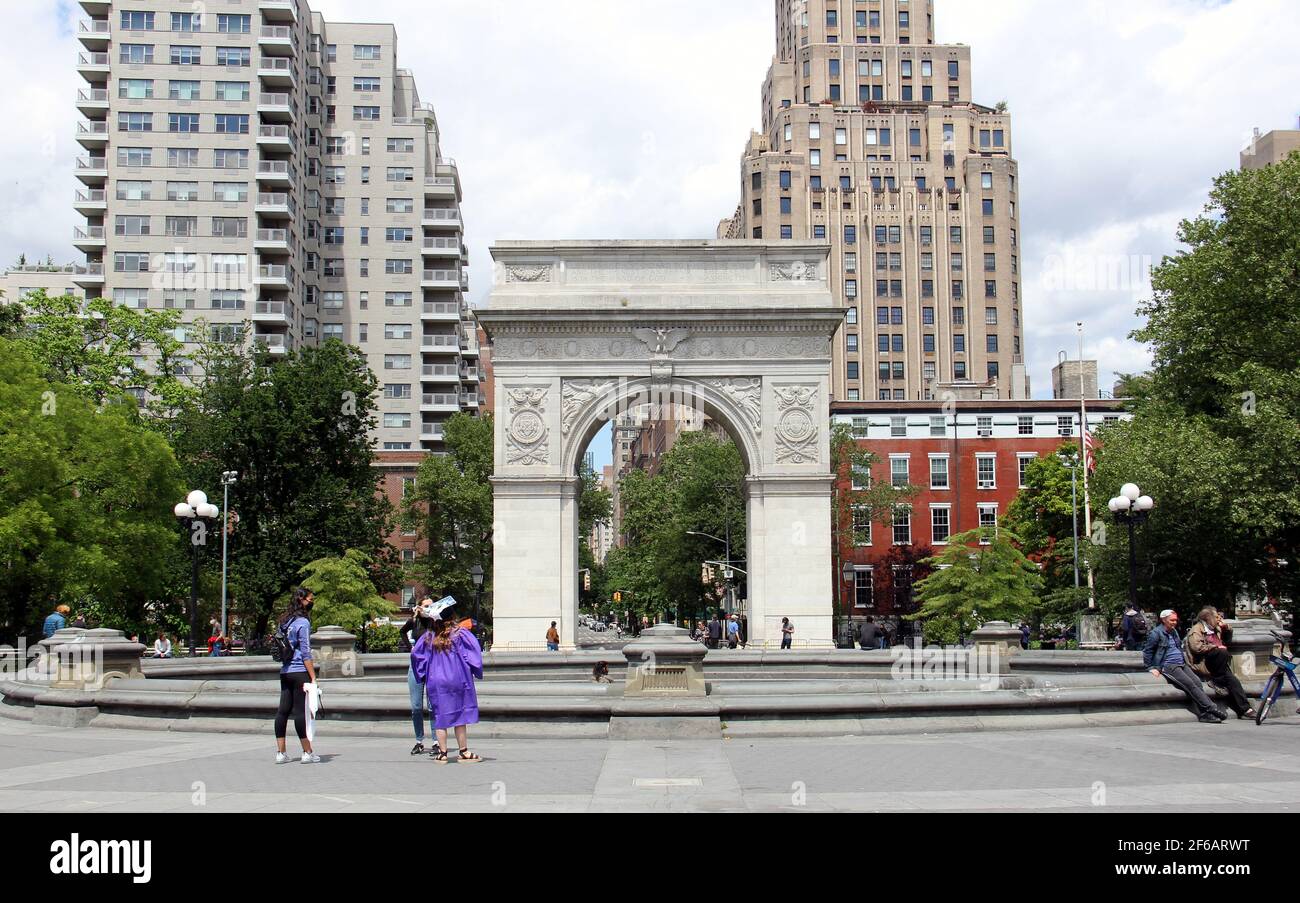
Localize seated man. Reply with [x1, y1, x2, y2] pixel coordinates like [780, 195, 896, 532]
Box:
[1186, 607, 1255, 720]
[1144, 609, 1226, 723]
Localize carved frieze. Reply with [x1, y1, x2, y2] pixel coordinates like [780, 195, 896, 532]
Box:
[773, 384, 820, 465]
[506, 387, 550, 466]
[505, 265, 553, 284]
[769, 261, 820, 282]
[561, 380, 617, 437]
[707, 378, 762, 436]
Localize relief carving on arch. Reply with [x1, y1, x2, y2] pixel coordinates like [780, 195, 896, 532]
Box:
[706, 378, 762, 436]
[561, 379, 617, 437]
[773, 384, 820, 465]
[506, 386, 550, 466]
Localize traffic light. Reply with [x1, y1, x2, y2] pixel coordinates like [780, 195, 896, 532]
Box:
[614, 591, 622, 604]
[583, 571, 591, 592]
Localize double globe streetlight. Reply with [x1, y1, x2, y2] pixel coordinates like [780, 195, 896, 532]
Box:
[174, 490, 220, 657]
[1108, 484, 1156, 613]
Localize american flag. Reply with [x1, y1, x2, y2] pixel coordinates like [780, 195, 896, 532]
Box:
[1083, 429, 1099, 474]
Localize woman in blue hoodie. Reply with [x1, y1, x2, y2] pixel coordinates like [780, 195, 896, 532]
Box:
[410, 597, 484, 763]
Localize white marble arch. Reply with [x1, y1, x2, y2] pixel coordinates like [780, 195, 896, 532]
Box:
[477, 241, 843, 651]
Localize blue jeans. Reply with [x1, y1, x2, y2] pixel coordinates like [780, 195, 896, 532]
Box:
[406, 665, 429, 742]
[546, 642, 559, 652]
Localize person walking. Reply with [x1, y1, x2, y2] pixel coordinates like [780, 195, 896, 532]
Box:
[1144, 609, 1226, 723]
[274, 588, 321, 763]
[1186, 607, 1255, 720]
[1120, 605, 1149, 652]
[1019, 623, 1031, 651]
[411, 597, 484, 764]
[726, 615, 741, 650]
[153, 632, 173, 659]
[42, 604, 69, 638]
[545, 621, 560, 652]
[780, 617, 794, 650]
[404, 600, 436, 754]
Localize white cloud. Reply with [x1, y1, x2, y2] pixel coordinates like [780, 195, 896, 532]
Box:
[4, 0, 1295, 415]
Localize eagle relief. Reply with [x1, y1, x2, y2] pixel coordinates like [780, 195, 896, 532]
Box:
[632, 327, 691, 356]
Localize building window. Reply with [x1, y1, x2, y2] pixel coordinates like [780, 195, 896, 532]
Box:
[854, 568, 875, 609]
[977, 455, 997, 490]
[978, 504, 998, 541]
[1018, 416, 1034, 436]
[976, 415, 993, 438]
[931, 507, 951, 545]
[890, 457, 909, 489]
[892, 508, 912, 546]
[852, 508, 872, 546]
[1058, 416, 1075, 437]
[890, 416, 907, 438]
[851, 417, 870, 439]
[930, 456, 950, 490]
[1018, 454, 1037, 489]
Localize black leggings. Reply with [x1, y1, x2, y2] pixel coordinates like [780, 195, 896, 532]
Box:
[275, 671, 310, 741]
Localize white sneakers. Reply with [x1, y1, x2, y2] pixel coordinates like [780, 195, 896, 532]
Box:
[275, 751, 321, 764]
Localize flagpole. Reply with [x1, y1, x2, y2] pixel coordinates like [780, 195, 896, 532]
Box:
[1077, 322, 1096, 609]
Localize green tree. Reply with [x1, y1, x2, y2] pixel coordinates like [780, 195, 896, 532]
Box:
[2, 290, 195, 421]
[298, 549, 395, 635]
[171, 340, 397, 637]
[1102, 152, 1300, 619]
[402, 412, 494, 606]
[577, 460, 612, 609]
[0, 339, 183, 642]
[909, 528, 1043, 645]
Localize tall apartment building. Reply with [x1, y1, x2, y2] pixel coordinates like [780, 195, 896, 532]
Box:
[72, 0, 477, 451]
[720, 0, 1030, 403]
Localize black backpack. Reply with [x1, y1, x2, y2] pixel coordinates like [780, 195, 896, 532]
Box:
[1128, 612, 1150, 640]
[269, 618, 297, 664]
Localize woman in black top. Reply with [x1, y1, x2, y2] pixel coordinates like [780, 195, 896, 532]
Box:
[404, 601, 436, 754]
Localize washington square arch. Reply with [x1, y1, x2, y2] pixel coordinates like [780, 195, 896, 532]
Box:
[477, 241, 844, 651]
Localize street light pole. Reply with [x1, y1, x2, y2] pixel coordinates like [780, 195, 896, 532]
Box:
[174, 490, 219, 658]
[1109, 484, 1156, 613]
[220, 471, 238, 637]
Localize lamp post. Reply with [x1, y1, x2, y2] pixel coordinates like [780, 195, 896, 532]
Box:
[469, 564, 485, 644]
[1108, 484, 1156, 612]
[842, 560, 856, 649]
[174, 490, 220, 657]
[219, 471, 238, 637]
[1058, 453, 1081, 592]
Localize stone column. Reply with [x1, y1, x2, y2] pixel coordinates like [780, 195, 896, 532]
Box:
[491, 476, 579, 651]
[310, 626, 362, 679]
[746, 474, 835, 649]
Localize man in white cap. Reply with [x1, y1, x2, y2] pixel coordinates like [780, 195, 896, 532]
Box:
[1143, 609, 1226, 723]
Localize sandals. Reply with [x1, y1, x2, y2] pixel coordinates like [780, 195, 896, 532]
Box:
[430, 746, 449, 764]
[458, 748, 482, 764]
[410, 743, 426, 756]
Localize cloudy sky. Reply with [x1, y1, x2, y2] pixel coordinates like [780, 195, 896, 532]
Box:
[5, 0, 1296, 467]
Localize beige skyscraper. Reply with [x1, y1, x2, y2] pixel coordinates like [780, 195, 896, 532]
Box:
[73, 0, 478, 451]
[721, 0, 1029, 402]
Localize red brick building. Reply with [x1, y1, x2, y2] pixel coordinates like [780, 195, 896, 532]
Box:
[830, 399, 1131, 638]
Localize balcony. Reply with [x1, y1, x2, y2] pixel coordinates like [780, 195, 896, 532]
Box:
[75, 120, 109, 147]
[463, 394, 481, 409]
[77, 52, 110, 79]
[79, 0, 111, 14]
[255, 333, 293, 355]
[256, 160, 293, 185]
[254, 228, 290, 251]
[254, 265, 291, 287]
[255, 192, 294, 217]
[421, 208, 461, 230]
[259, 26, 293, 53]
[421, 393, 462, 413]
[253, 300, 292, 325]
[257, 56, 294, 86]
[257, 124, 294, 151]
[77, 19, 110, 49]
[76, 88, 109, 115]
[257, 92, 294, 119]
[72, 263, 106, 287]
[461, 367, 480, 382]
[422, 237, 461, 258]
[422, 301, 460, 321]
[460, 332, 480, 357]
[423, 176, 457, 199]
[421, 334, 460, 353]
[422, 363, 460, 381]
[421, 268, 460, 289]
[258, 0, 298, 22]
[420, 424, 446, 442]
[74, 189, 107, 213]
[75, 156, 107, 183]
[73, 226, 106, 250]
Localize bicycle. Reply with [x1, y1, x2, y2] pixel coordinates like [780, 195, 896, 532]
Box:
[1255, 630, 1300, 726]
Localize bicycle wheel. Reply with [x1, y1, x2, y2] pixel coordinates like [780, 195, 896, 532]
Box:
[1257, 672, 1282, 725]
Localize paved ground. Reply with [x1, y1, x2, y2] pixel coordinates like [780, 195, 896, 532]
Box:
[576, 623, 630, 650]
[3, 713, 1300, 812]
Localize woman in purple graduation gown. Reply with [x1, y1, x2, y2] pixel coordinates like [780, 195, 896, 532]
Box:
[411, 597, 484, 764]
